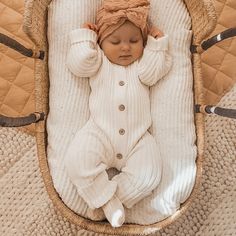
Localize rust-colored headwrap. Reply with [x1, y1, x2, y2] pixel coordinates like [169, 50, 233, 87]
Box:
[96, 0, 150, 44]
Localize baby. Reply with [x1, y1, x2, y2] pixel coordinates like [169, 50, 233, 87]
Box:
[65, 0, 172, 227]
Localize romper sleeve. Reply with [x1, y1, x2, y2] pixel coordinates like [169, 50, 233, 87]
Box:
[66, 28, 102, 77]
[138, 35, 172, 86]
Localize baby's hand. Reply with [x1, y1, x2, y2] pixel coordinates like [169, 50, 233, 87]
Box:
[82, 22, 98, 34]
[149, 26, 164, 39]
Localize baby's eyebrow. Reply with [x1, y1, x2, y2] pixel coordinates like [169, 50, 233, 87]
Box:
[109, 36, 120, 40]
[131, 36, 139, 39]
[132, 33, 142, 38]
[130, 36, 141, 40]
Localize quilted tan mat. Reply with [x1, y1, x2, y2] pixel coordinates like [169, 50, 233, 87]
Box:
[202, 0, 236, 105]
[0, 0, 35, 132]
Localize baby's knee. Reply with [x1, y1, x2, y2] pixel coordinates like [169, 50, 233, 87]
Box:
[142, 167, 161, 190]
[125, 164, 161, 192]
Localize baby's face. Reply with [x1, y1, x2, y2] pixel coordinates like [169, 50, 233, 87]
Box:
[101, 21, 144, 66]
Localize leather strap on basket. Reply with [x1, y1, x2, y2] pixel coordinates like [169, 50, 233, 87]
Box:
[0, 33, 44, 60]
[0, 112, 45, 127]
[195, 105, 236, 119]
[0, 33, 45, 127]
[191, 28, 236, 54]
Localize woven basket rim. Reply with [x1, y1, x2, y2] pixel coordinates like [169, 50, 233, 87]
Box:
[23, 0, 216, 234]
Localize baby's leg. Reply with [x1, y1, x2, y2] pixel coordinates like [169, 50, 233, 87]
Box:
[64, 120, 116, 209]
[102, 195, 125, 227]
[64, 120, 125, 226]
[113, 132, 162, 209]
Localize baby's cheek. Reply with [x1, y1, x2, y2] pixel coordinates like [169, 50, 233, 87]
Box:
[104, 47, 120, 64]
[135, 46, 144, 59]
[110, 48, 119, 59]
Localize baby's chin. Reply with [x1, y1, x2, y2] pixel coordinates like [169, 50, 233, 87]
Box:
[116, 61, 135, 67]
[109, 57, 138, 67]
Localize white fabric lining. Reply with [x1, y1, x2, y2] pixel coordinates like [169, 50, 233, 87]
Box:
[47, 0, 197, 224]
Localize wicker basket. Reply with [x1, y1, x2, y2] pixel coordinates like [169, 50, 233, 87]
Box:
[22, 0, 217, 235]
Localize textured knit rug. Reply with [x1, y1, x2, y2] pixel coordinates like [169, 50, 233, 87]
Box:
[1, 83, 235, 236]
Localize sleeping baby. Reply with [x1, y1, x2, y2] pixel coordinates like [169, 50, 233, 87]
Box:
[65, 0, 172, 227]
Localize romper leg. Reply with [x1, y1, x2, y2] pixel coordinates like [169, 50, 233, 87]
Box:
[113, 132, 162, 208]
[64, 120, 117, 209]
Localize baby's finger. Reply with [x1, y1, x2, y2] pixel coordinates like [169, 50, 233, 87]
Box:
[156, 30, 164, 37]
[89, 24, 98, 33]
[93, 25, 98, 32]
[82, 22, 95, 30]
[153, 29, 164, 38]
[92, 24, 98, 32]
[82, 23, 90, 29]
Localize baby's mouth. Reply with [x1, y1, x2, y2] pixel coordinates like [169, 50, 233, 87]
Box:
[119, 55, 132, 59]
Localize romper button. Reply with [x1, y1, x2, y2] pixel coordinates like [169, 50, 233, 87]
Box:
[119, 104, 125, 111]
[116, 153, 123, 159]
[119, 81, 125, 86]
[119, 129, 125, 135]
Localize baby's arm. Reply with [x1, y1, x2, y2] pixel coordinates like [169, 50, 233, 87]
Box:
[138, 26, 172, 86]
[66, 23, 102, 77]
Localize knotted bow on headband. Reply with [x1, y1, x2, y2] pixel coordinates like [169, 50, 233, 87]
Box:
[96, 0, 150, 44]
[103, 0, 149, 11]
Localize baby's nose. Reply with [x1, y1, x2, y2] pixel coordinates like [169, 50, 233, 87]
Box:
[121, 42, 130, 51]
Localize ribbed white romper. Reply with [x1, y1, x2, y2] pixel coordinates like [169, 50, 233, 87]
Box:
[65, 29, 172, 209]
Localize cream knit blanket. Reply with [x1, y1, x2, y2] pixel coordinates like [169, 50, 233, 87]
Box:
[1, 84, 235, 235]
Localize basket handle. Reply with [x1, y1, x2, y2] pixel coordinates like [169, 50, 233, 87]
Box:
[195, 105, 236, 119]
[0, 33, 45, 127]
[192, 28, 236, 119]
[191, 28, 236, 53]
[0, 112, 45, 127]
[0, 33, 44, 59]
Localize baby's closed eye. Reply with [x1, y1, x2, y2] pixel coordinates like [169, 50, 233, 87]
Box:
[110, 40, 120, 45]
[130, 39, 139, 43]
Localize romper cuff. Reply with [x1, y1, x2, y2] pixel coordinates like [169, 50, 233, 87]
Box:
[145, 35, 169, 51]
[69, 28, 97, 44]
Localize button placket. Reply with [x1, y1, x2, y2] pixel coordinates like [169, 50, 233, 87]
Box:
[113, 68, 128, 162]
[119, 104, 125, 111]
[116, 153, 123, 159]
[117, 79, 126, 140]
[119, 128, 125, 135]
[119, 80, 125, 86]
